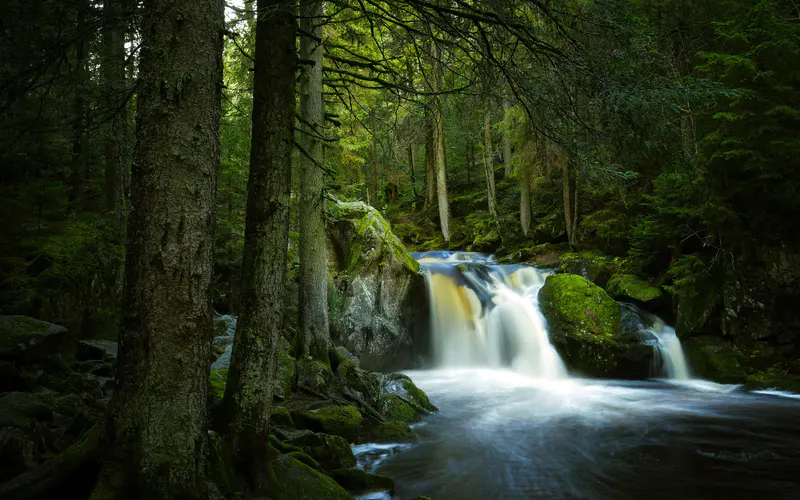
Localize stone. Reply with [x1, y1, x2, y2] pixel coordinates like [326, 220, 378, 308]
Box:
[271, 406, 294, 427]
[290, 433, 357, 472]
[266, 454, 353, 500]
[0, 316, 69, 362]
[559, 251, 616, 287]
[682, 336, 746, 384]
[330, 468, 395, 494]
[296, 359, 332, 394]
[0, 392, 53, 430]
[327, 200, 428, 371]
[292, 405, 362, 443]
[377, 394, 420, 424]
[0, 427, 35, 481]
[606, 273, 663, 304]
[274, 337, 296, 400]
[76, 340, 118, 362]
[359, 420, 416, 444]
[382, 373, 438, 413]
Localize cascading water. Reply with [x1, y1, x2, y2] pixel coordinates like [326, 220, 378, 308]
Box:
[620, 303, 691, 380]
[412, 251, 566, 378]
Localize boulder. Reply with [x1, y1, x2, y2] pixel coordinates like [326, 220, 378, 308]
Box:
[326, 200, 428, 371]
[288, 432, 357, 472]
[296, 359, 332, 394]
[266, 454, 353, 500]
[359, 420, 416, 444]
[0, 316, 69, 362]
[292, 405, 362, 443]
[559, 251, 616, 287]
[330, 468, 395, 495]
[76, 340, 117, 362]
[606, 274, 663, 305]
[0, 392, 53, 430]
[274, 337, 296, 400]
[377, 394, 420, 424]
[271, 406, 294, 428]
[682, 336, 746, 384]
[381, 373, 438, 413]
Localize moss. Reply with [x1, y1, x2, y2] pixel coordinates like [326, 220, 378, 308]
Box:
[606, 273, 663, 303]
[274, 339, 296, 400]
[744, 371, 800, 393]
[682, 336, 746, 384]
[287, 451, 323, 471]
[359, 420, 416, 443]
[330, 468, 395, 494]
[271, 406, 294, 427]
[289, 433, 357, 472]
[292, 405, 363, 442]
[296, 359, 332, 394]
[383, 373, 438, 413]
[378, 394, 420, 424]
[559, 251, 624, 287]
[208, 368, 228, 408]
[539, 274, 621, 341]
[266, 454, 353, 500]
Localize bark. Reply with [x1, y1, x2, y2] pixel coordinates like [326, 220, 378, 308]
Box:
[70, 0, 89, 209]
[94, 0, 224, 498]
[519, 161, 531, 237]
[368, 112, 378, 206]
[483, 107, 498, 220]
[502, 90, 513, 178]
[102, 0, 128, 234]
[297, 0, 329, 363]
[220, 0, 296, 491]
[408, 143, 419, 200]
[432, 43, 450, 242]
[559, 147, 577, 247]
[424, 105, 435, 209]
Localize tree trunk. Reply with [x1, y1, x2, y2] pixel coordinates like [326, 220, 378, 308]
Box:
[102, 0, 127, 234]
[560, 147, 576, 247]
[432, 43, 450, 243]
[70, 0, 89, 210]
[408, 143, 418, 200]
[483, 108, 498, 220]
[94, 0, 224, 497]
[297, 0, 329, 363]
[367, 112, 378, 206]
[219, 0, 296, 491]
[502, 90, 513, 178]
[519, 161, 531, 237]
[424, 105, 435, 209]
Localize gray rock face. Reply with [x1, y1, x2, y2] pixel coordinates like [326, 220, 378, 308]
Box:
[326, 200, 428, 371]
[0, 316, 69, 362]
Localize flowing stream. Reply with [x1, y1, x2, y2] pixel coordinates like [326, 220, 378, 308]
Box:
[355, 251, 800, 499]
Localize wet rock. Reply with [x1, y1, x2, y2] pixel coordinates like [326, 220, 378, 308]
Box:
[0, 361, 30, 392]
[0, 316, 69, 362]
[330, 467, 395, 494]
[289, 432, 357, 472]
[266, 454, 353, 500]
[76, 339, 117, 362]
[292, 405, 362, 443]
[326, 200, 427, 371]
[297, 359, 333, 394]
[0, 392, 53, 430]
[359, 420, 416, 444]
[377, 394, 420, 424]
[682, 336, 746, 384]
[382, 373, 438, 413]
[606, 274, 663, 305]
[271, 406, 294, 427]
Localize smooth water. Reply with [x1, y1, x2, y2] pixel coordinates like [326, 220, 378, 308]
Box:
[362, 369, 800, 499]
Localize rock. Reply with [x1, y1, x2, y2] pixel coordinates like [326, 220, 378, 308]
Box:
[292, 405, 362, 443]
[296, 359, 332, 394]
[382, 373, 438, 413]
[377, 394, 420, 424]
[359, 420, 416, 443]
[332, 345, 360, 368]
[326, 200, 428, 371]
[266, 454, 353, 500]
[287, 451, 322, 471]
[606, 274, 663, 304]
[0, 427, 35, 481]
[271, 406, 294, 427]
[559, 251, 616, 287]
[274, 337, 296, 400]
[289, 433, 357, 472]
[0, 316, 69, 362]
[539, 274, 623, 376]
[682, 336, 746, 384]
[208, 368, 228, 408]
[76, 340, 117, 362]
[330, 468, 395, 494]
[675, 274, 722, 339]
[0, 392, 53, 430]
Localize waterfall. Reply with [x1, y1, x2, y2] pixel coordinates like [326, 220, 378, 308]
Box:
[648, 321, 691, 380]
[412, 251, 566, 378]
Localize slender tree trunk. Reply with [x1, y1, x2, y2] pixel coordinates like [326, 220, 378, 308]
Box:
[367, 112, 378, 206]
[103, 0, 127, 234]
[219, 0, 295, 492]
[519, 161, 531, 237]
[297, 0, 329, 363]
[408, 143, 418, 200]
[502, 90, 513, 178]
[559, 147, 576, 246]
[432, 43, 450, 242]
[424, 105, 435, 209]
[94, 0, 224, 497]
[483, 108, 498, 219]
[70, 0, 89, 210]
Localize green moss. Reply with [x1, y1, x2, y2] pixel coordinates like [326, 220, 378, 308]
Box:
[539, 274, 621, 341]
[290, 432, 358, 472]
[266, 454, 353, 500]
[359, 420, 416, 443]
[208, 368, 228, 408]
[744, 372, 800, 393]
[682, 336, 746, 384]
[287, 451, 323, 471]
[274, 339, 296, 400]
[296, 359, 332, 394]
[292, 405, 363, 442]
[559, 251, 625, 286]
[606, 273, 663, 303]
[384, 373, 438, 413]
[271, 406, 294, 427]
[330, 468, 395, 494]
[378, 394, 420, 424]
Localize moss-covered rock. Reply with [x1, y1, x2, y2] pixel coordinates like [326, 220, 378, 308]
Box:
[606, 273, 663, 304]
[296, 359, 332, 394]
[0, 392, 53, 430]
[377, 394, 420, 424]
[539, 274, 623, 376]
[287, 432, 357, 472]
[359, 420, 416, 443]
[274, 337, 296, 400]
[0, 315, 69, 362]
[271, 405, 294, 427]
[292, 405, 362, 442]
[682, 336, 746, 384]
[559, 251, 617, 287]
[382, 373, 438, 413]
[208, 367, 228, 408]
[287, 451, 323, 471]
[266, 454, 353, 500]
[330, 468, 395, 494]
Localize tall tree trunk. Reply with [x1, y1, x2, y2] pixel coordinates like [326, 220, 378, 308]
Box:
[70, 0, 89, 210]
[94, 0, 224, 497]
[408, 143, 418, 201]
[483, 108, 498, 220]
[424, 105, 435, 209]
[103, 0, 127, 234]
[297, 0, 329, 363]
[502, 90, 513, 178]
[519, 161, 531, 237]
[219, 0, 296, 491]
[559, 146, 576, 247]
[432, 43, 450, 242]
[367, 112, 378, 206]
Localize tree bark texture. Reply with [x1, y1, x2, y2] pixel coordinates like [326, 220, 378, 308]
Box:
[519, 160, 531, 237]
[297, 0, 330, 362]
[103, 0, 128, 234]
[558, 146, 577, 247]
[71, 0, 89, 209]
[502, 90, 513, 178]
[483, 108, 498, 220]
[97, 0, 224, 498]
[424, 105, 435, 209]
[368, 112, 378, 206]
[408, 143, 418, 200]
[219, 0, 295, 491]
[432, 43, 450, 242]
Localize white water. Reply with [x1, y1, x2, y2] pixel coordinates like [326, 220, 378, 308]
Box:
[413, 251, 566, 378]
[650, 323, 691, 380]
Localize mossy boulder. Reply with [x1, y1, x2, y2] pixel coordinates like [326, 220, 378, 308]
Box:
[382, 373, 438, 413]
[274, 337, 296, 400]
[0, 315, 69, 362]
[359, 420, 416, 443]
[292, 405, 362, 442]
[539, 274, 623, 376]
[208, 368, 228, 408]
[606, 273, 663, 304]
[0, 392, 53, 430]
[266, 454, 353, 500]
[296, 359, 333, 394]
[271, 406, 294, 427]
[682, 336, 746, 384]
[287, 432, 357, 472]
[326, 199, 427, 371]
[377, 394, 420, 424]
[330, 468, 395, 494]
[559, 251, 617, 287]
